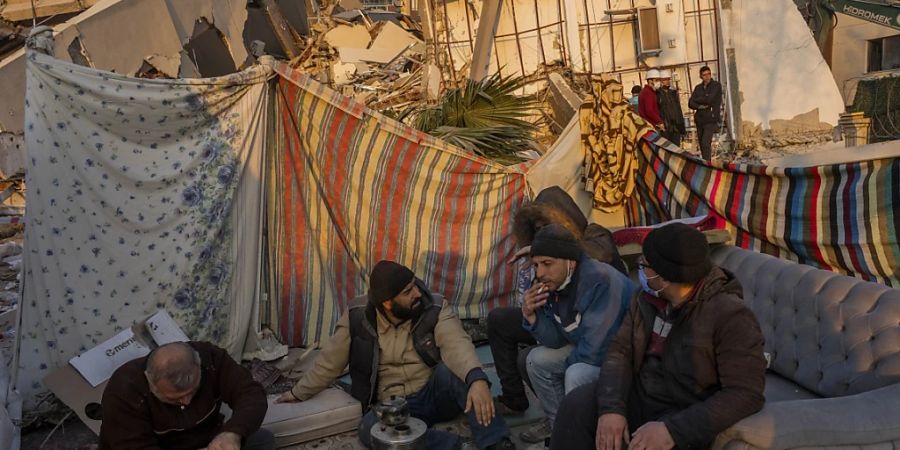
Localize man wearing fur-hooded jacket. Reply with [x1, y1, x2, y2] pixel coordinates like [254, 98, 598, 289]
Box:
[487, 186, 629, 443]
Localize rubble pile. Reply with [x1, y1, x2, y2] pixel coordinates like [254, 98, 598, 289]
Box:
[291, 1, 436, 112]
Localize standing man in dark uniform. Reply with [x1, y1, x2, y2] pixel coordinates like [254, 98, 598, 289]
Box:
[656, 70, 686, 147]
[688, 66, 723, 160]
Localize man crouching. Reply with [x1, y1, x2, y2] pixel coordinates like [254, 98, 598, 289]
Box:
[100, 341, 273, 450]
[277, 260, 515, 450]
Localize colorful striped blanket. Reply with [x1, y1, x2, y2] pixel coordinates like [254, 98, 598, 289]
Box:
[270, 64, 528, 346]
[626, 133, 899, 287]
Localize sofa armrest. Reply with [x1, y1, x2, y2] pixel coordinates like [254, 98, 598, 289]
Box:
[715, 382, 900, 449]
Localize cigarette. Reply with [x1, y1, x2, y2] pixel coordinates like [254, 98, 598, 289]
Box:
[537, 284, 546, 294]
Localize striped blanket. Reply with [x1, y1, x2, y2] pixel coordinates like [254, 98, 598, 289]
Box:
[626, 134, 900, 287]
[270, 63, 528, 346]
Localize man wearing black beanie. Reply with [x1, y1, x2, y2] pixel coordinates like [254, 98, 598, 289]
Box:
[515, 224, 637, 444]
[278, 260, 515, 450]
[549, 223, 766, 450]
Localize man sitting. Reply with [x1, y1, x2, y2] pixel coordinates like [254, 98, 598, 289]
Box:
[549, 223, 766, 450]
[488, 186, 626, 423]
[100, 341, 273, 450]
[276, 261, 515, 450]
[517, 224, 636, 443]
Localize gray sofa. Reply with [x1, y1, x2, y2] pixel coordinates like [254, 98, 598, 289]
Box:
[709, 246, 900, 449]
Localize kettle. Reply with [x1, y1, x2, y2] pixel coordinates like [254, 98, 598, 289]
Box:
[373, 394, 410, 427]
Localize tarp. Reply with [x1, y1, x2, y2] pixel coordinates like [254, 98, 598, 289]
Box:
[18, 51, 268, 403]
[269, 63, 528, 346]
[625, 136, 900, 287]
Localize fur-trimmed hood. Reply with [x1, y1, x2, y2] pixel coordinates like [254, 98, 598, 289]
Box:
[513, 186, 587, 246]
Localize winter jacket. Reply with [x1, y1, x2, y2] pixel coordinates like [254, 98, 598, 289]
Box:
[638, 85, 663, 126]
[290, 281, 485, 405]
[99, 341, 268, 450]
[688, 80, 723, 125]
[594, 267, 766, 449]
[514, 186, 626, 274]
[524, 255, 637, 367]
[657, 87, 686, 135]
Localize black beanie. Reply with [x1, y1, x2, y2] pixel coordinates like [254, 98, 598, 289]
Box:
[530, 224, 582, 260]
[369, 260, 415, 305]
[642, 223, 712, 283]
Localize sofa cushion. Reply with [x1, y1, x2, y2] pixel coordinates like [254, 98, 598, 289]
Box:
[710, 246, 900, 398]
[764, 373, 819, 402]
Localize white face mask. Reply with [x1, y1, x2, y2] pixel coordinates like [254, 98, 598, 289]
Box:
[652, 81, 662, 90]
[557, 262, 574, 291]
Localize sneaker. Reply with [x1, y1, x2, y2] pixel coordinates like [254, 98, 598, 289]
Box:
[486, 437, 517, 450]
[493, 396, 527, 416]
[518, 420, 552, 444]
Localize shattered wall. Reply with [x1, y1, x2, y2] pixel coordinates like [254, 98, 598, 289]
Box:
[723, 0, 845, 149]
[0, 0, 254, 133]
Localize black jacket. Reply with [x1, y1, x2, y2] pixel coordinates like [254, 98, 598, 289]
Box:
[100, 342, 268, 450]
[688, 80, 723, 125]
[594, 267, 766, 449]
[657, 87, 686, 135]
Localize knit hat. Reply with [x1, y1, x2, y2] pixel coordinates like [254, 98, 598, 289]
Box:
[369, 260, 415, 305]
[642, 223, 712, 283]
[530, 224, 582, 261]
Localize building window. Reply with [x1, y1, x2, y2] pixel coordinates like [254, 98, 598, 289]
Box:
[867, 34, 900, 73]
[638, 7, 661, 53]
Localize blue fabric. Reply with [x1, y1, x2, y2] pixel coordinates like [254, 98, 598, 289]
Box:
[358, 363, 510, 449]
[525, 255, 637, 366]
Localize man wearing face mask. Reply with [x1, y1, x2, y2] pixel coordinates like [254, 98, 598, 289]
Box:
[277, 260, 515, 450]
[548, 223, 766, 450]
[638, 69, 664, 129]
[518, 224, 637, 444]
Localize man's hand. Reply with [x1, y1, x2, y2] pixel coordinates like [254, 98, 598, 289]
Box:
[207, 431, 241, 450]
[274, 390, 301, 403]
[507, 246, 531, 265]
[464, 380, 494, 427]
[629, 421, 674, 450]
[522, 282, 549, 325]
[595, 413, 629, 450]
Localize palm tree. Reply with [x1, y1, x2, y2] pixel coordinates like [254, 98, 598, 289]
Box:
[404, 72, 540, 165]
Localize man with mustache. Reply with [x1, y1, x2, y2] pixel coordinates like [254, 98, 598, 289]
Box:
[277, 261, 515, 450]
[517, 224, 637, 443]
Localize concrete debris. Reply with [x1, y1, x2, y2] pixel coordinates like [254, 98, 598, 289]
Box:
[289, 5, 429, 111]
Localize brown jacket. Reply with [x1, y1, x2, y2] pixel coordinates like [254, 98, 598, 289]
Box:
[99, 341, 268, 450]
[291, 297, 482, 401]
[594, 267, 766, 449]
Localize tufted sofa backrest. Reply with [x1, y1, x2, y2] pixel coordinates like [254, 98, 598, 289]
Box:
[710, 246, 900, 398]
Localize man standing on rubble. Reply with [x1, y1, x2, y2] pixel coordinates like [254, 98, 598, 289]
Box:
[638, 69, 664, 128]
[548, 223, 766, 450]
[689, 66, 723, 160]
[513, 224, 636, 444]
[656, 69, 686, 146]
[99, 341, 274, 450]
[487, 187, 626, 425]
[276, 260, 516, 450]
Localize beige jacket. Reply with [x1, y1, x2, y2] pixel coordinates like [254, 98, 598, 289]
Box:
[291, 300, 482, 401]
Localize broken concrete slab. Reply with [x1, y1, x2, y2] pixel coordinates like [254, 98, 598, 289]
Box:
[370, 21, 423, 57]
[324, 24, 371, 49]
[143, 54, 181, 78]
[0, 0, 100, 21]
[331, 61, 358, 85]
[0, 133, 24, 178]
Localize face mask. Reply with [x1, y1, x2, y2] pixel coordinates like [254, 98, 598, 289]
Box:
[652, 81, 662, 90]
[639, 267, 666, 297]
[556, 262, 573, 291]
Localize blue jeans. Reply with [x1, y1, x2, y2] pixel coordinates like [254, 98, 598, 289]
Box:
[358, 363, 510, 450]
[526, 344, 601, 423]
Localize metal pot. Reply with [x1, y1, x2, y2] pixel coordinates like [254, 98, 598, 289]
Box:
[373, 395, 410, 426]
